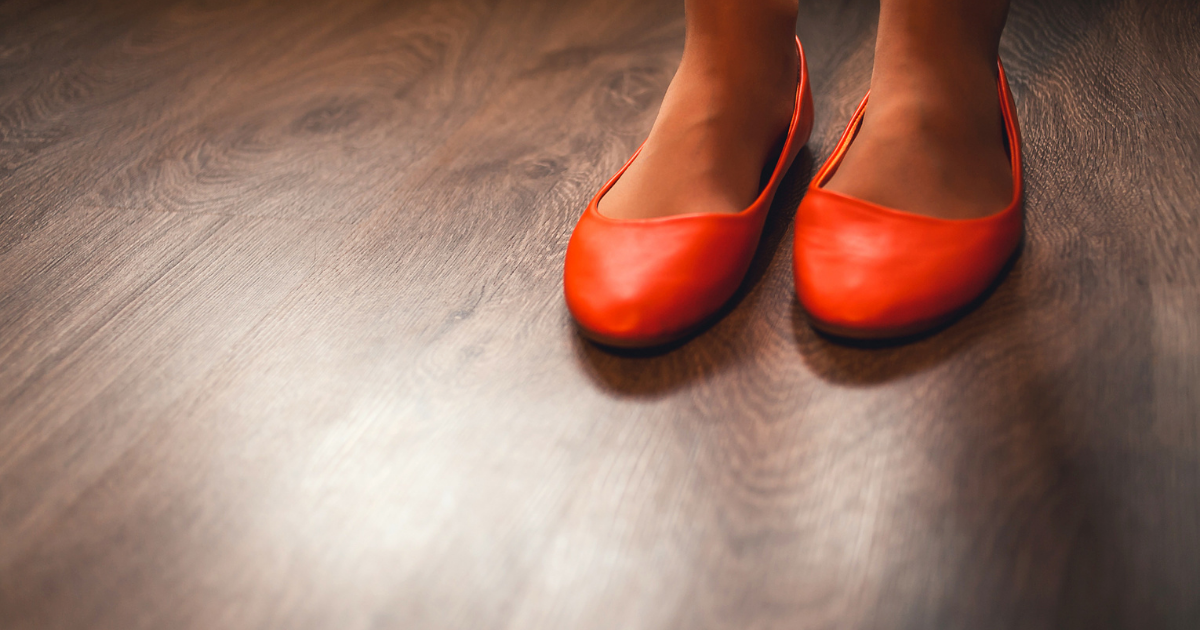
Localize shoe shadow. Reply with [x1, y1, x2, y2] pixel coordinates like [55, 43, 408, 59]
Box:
[573, 146, 816, 398]
[791, 239, 1026, 386]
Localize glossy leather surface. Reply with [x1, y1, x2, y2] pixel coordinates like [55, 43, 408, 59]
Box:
[794, 61, 1023, 339]
[564, 37, 814, 348]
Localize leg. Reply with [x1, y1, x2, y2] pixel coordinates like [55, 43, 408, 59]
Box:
[825, 0, 1013, 219]
[598, 0, 800, 220]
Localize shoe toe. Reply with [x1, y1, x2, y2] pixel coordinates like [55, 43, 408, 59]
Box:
[564, 213, 759, 346]
[794, 193, 1021, 337]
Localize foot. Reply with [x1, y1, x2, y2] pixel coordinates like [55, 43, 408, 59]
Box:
[825, 3, 1013, 220]
[598, 8, 798, 220]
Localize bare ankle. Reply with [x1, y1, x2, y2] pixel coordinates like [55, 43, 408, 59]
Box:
[876, 0, 1009, 64]
[683, 0, 798, 59]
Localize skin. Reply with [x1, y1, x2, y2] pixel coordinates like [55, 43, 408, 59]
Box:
[598, 0, 1013, 221]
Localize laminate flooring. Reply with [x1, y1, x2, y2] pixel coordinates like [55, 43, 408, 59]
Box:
[1, 0, 1198, 628]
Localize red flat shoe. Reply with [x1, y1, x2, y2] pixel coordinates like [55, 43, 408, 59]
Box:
[564, 37, 814, 348]
[793, 60, 1023, 339]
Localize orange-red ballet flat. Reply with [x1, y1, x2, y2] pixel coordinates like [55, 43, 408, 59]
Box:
[564, 37, 813, 348]
[793, 60, 1024, 339]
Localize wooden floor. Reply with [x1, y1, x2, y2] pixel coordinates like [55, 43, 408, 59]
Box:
[2, 0, 1199, 627]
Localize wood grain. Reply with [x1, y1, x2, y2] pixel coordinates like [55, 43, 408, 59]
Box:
[1, 0, 1198, 628]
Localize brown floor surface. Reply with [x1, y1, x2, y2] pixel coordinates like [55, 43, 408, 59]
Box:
[1, 0, 1198, 628]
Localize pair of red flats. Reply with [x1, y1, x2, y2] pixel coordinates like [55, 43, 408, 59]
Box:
[564, 38, 1023, 347]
